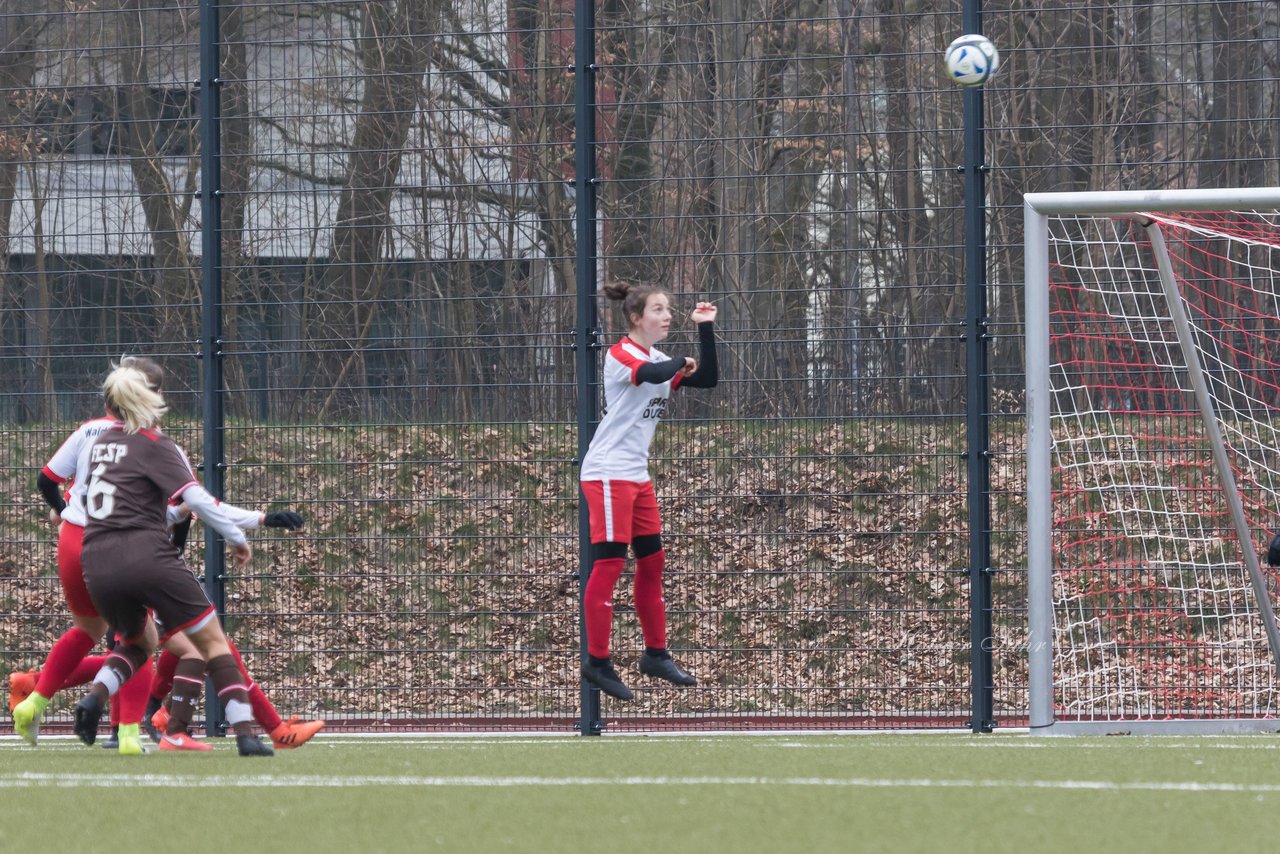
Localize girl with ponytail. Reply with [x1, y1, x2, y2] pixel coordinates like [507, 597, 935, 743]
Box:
[578, 283, 719, 701]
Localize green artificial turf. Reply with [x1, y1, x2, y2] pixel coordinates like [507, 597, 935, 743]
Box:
[4, 732, 1280, 853]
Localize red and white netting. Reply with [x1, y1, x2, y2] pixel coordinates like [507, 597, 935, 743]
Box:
[1047, 209, 1280, 721]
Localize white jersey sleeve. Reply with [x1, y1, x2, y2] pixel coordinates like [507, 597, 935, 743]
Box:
[167, 443, 263, 531]
[44, 417, 119, 528]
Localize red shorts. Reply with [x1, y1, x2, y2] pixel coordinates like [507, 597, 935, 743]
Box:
[581, 479, 662, 544]
[57, 521, 99, 619]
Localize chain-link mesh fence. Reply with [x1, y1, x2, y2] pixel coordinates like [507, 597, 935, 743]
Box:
[3, 0, 1278, 733]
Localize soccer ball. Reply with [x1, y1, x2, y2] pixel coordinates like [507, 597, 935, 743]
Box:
[944, 34, 999, 87]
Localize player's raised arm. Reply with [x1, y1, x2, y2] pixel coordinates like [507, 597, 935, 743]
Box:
[680, 301, 718, 389]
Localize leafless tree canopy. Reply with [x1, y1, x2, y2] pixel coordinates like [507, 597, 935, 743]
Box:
[0, 1, 1273, 422]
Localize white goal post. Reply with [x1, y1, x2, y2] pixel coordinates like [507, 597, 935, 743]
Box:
[1026, 188, 1280, 734]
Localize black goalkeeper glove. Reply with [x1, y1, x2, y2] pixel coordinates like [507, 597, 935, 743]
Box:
[263, 510, 304, 530]
[1268, 531, 1280, 568]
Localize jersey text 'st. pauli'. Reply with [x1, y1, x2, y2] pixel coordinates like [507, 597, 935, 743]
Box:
[580, 337, 683, 483]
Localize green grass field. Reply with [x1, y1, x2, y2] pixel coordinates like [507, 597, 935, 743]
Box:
[5, 731, 1280, 853]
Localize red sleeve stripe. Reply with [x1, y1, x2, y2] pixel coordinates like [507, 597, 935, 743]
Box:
[610, 341, 647, 385]
[170, 481, 199, 501]
[41, 465, 67, 484]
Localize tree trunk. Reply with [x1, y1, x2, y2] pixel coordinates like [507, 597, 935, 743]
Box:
[315, 0, 442, 417]
[219, 1, 257, 415]
[118, 0, 197, 349]
[709, 0, 762, 407]
[879, 2, 944, 413]
[0, 6, 40, 421]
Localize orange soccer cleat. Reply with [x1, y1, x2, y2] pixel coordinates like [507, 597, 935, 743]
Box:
[158, 731, 212, 752]
[270, 716, 325, 749]
[150, 703, 170, 734]
[8, 669, 36, 715]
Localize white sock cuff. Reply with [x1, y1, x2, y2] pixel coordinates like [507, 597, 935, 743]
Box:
[224, 698, 252, 726]
[93, 669, 123, 696]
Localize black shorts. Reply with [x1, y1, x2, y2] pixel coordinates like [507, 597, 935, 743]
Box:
[81, 528, 215, 642]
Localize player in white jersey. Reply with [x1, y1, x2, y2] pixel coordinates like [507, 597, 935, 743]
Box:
[579, 282, 718, 700]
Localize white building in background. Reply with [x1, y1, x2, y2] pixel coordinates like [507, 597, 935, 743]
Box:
[11, 2, 546, 264]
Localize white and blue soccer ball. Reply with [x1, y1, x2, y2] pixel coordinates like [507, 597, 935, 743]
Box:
[944, 34, 999, 87]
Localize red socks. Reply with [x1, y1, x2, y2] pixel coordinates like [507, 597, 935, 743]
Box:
[585, 551, 671, 657]
[583, 557, 626, 658]
[248, 684, 282, 732]
[61, 654, 107, 690]
[634, 549, 667, 649]
[34, 627, 96, 698]
[152, 648, 179, 701]
[225, 638, 282, 730]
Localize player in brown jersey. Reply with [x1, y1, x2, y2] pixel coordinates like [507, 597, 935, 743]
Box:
[13, 356, 321, 754]
[72, 361, 274, 756]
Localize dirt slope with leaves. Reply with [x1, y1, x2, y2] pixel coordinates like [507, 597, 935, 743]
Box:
[1, 420, 1031, 727]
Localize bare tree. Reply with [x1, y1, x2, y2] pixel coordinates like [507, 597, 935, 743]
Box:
[309, 0, 443, 418]
[113, 0, 200, 348]
[0, 5, 49, 421]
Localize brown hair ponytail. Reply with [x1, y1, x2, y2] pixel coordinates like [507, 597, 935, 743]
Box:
[603, 282, 666, 329]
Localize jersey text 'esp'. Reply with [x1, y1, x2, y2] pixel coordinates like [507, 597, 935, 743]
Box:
[580, 338, 682, 482]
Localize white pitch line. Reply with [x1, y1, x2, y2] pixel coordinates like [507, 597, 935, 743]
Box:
[0, 772, 1275, 793]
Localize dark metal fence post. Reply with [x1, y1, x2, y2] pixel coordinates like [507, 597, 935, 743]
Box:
[573, 0, 603, 736]
[962, 0, 994, 733]
[198, 0, 227, 736]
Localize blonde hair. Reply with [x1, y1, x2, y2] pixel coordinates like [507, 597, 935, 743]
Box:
[103, 363, 168, 433]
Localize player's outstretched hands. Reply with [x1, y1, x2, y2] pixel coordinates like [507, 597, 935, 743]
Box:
[263, 510, 305, 530]
[691, 301, 717, 324]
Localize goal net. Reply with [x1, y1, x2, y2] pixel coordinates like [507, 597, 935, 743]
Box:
[1025, 189, 1280, 734]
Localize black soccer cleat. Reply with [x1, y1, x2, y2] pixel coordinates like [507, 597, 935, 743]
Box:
[141, 699, 163, 743]
[73, 694, 104, 746]
[581, 659, 634, 701]
[236, 734, 275, 757]
[100, 725, 120, 750]
[639, 652, 697, 687]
